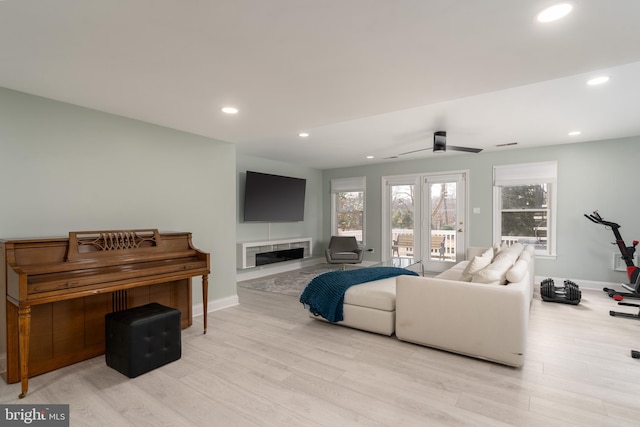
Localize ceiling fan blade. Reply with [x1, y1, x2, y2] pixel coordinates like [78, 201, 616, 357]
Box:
[397, 147, 430, 156]
[447, 145, 483, 153]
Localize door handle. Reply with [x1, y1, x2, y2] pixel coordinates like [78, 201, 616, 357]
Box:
[457, 228, 463, 232]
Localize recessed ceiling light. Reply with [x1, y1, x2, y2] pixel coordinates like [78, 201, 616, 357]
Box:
[537, 3, 573, 23]
[366, 155, 375, 159]
[568, 130, 581, 136]
[221, 106, 238, 114]
[586, 76, 610, 86]
[298, 132, 309, 138]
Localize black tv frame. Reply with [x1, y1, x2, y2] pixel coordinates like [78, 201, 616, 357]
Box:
[243, 171, 306, 222]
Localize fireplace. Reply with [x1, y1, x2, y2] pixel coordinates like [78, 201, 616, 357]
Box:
[255, 247, 305, 266]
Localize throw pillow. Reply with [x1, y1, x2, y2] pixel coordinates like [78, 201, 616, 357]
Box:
[471, 257, 513, 285]
[493, 243, 524, 265]
[506, 258, 529, 283]
[482, 247, 494, 259]
[518, 251, 531, 263]
[492, 243, 501, 259]
[460, 251, 493, 282]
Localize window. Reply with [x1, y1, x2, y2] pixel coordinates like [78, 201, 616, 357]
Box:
[331, 177, 366, 244]
[493, 161, 557, 257]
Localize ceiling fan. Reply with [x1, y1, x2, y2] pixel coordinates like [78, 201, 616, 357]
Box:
[393, 131, 483, 157]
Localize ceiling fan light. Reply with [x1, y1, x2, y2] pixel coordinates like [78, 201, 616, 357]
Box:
[433, 131, 447, 152]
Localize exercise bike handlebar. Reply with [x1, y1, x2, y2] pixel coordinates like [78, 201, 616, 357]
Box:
[584, 211, 620, 228]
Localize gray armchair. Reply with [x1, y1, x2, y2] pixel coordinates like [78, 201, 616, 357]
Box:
[325, 236, 363, 265]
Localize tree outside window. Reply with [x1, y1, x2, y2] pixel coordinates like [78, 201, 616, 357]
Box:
[336, 191, 364, 243]
[500, 184, 549, 250]
[391, 185, 414, 230]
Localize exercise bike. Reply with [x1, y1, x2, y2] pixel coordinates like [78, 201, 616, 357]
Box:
[584, 211, 640, 300]
[585, 211, 640, 359]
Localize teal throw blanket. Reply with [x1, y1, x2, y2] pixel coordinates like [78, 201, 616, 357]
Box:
[300, 266, 418, 323]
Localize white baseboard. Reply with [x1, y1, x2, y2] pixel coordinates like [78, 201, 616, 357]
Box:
[193, 294, 239, 318]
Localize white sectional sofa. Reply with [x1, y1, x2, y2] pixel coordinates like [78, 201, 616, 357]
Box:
[307, 243, 535, 367]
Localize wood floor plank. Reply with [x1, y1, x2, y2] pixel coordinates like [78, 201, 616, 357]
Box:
[209, 359, 377, 427]
[180, 368, 323, 427]
[455, 392, 570, 427]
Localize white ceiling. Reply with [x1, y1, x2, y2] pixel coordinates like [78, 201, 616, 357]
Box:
[2, 0, 640, 169]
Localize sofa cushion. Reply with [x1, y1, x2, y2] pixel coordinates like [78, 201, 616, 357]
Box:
[506, 258, 528, 283]
[343, 277, 397, 311]
[460, 248, 493, 282]
[493, 241, 509, 259]
[471, 256, 513, 285]
[509, 242, 525, 256]
[518, 251, 532, 263]
[493, 243, 524, 265]
[332, 251, 360, 260]
[434, 259, 467, 280]
[492, 243, 501, 259]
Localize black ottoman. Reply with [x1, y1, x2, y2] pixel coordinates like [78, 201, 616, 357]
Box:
[105, 303, 182, 378]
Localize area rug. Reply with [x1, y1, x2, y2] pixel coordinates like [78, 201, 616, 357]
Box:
[237, 263, 340, 296]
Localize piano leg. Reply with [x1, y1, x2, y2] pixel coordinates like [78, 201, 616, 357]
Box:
[202, 274, 208, 334]
[18, 306, 32, 399]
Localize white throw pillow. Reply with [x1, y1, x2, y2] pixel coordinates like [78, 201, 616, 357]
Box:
[494, 243, 524, 265]
[518, 251, 531, 263]
[492, 243, 501, 259]
[471, 257, 513, 285]
[482, 247, 494, 258]
[506, 259, 529, 283]
[460, 250, 493, 282]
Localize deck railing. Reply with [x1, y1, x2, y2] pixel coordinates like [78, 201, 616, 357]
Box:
[391, 230, 544, 259]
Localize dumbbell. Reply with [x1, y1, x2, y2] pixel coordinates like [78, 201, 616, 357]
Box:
[540, 278, 581, 304]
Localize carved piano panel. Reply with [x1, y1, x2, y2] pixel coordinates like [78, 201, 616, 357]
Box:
[2, 230, 209, 398]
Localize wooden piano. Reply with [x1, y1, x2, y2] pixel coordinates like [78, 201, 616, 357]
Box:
[1, 229, 210, 398]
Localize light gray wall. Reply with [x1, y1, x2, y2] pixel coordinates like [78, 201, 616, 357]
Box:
[236, 154, 323, 257]
[322, 138, 640, 284]
[0, 87, 237, 355]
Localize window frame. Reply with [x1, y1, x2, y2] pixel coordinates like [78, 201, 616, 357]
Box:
[492, 161, 557, 258]
[330, 177, 366, 245]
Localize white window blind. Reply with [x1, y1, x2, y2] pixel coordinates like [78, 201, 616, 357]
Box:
[331, 176, 366, 193]
[493, 161, 557, 186]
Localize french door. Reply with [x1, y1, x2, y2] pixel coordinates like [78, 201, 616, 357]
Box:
[422, 173, 467, 272]
[383, 172, 467, 273]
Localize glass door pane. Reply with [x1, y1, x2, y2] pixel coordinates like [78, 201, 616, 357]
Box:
[390, 184, 415, 258]
[423, 173, 466, 272]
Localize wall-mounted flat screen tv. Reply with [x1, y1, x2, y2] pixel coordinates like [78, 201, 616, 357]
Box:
[243, 171, 306, 222]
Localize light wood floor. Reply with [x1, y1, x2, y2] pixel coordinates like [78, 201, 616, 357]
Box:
[3, 284, 640, 426]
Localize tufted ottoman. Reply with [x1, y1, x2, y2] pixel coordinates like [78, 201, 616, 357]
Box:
[105, 303, 182, 378]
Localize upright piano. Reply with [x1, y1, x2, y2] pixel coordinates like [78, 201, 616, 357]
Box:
[1, 229, 210, 398]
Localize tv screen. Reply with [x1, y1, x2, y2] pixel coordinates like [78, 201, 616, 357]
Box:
[243, 171, 306, 222]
